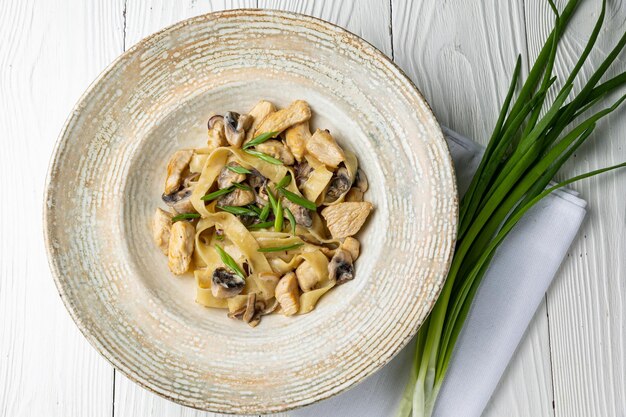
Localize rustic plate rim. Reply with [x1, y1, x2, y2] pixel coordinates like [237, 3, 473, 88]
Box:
[43, 8, 458, 414]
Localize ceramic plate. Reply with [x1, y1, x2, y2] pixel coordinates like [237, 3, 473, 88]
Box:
[44, 9, 457, 414]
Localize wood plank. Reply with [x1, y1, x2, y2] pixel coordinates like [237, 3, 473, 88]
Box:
[392, 1, 556, 416]
[261, 0, 392, 57]
[524, 1, 626, 416]
[115, 2, 258, 416]
[0, 0, 124, 416]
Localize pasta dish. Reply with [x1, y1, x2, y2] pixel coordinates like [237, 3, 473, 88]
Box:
[152, 100, 372, 326]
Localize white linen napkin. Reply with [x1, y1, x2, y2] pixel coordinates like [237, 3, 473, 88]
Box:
[286, 128, 587, 417]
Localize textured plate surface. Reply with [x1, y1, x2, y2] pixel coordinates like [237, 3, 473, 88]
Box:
[43, 9, 457, 414]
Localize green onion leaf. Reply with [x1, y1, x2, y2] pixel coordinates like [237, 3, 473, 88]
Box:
[243, 131, 278, 149]
[259, 203, 271, 221]
[231, 182, 252, 191]
[274, 196, 284, 232]
[279, 188, 316, 211]
[171, 213, 201, 222]
[257, 243, 304, 253]
[244, 149, 283, 165]
[285, 207, 296, 234]
[218, 206, 259, 217]
[275, 174, 292, 190]
[200, 187, 233, 201]
[226, 165, 252, 174]
[214, 244, 246, 279]
[247, 221, 274, 230]
[247, 204, 262, 215]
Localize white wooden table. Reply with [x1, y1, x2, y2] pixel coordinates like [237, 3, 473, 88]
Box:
[1, 1, 624, 416]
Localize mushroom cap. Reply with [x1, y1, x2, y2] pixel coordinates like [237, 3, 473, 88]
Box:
[211, 267, 245, 299]
[329, 248, 354, 285]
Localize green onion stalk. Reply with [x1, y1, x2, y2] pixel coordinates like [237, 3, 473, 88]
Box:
[399, 0, 626, 415]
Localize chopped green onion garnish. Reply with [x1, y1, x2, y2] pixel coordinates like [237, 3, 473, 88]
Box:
[247, 204, 262, 215]
[275, 174, 292, 190]
[215, 234, 224, 241]
[231, 182, 252, 191]
[243, 131, 278, 149]
[218, 206, 259, 217]
[257, 243, 304, 253]
[259, 203, 271, 221]
[285, 206, 296, 234]
[214, 244, 245, 279]
[274, 196, 284, 232]
[244, 149, 283, 165]
[201, 187, 233, 201]
[247, 221, 274, 230]
[171, 213, 201, 222]
[279, 188, 317, 211]
[266, 186, 278, 212]
[226, 165, 252, 174]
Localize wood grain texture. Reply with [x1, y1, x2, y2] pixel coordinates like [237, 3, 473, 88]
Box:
[524, 1, 626, 416]
[260, 0, 392, 57]
[0, 0, 124, 416]
[392, 1, 556, 416]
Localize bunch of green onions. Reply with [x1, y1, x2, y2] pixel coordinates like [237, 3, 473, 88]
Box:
[400, 0, 626, 415]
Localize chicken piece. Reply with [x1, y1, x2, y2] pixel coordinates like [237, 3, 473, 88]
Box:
[255, 140, 295, 165]
[344, 187, 364, 202]
[305, 129, 345, 168]
[167, 221, 195, 275]
[217, 162, 247, 189]
[217, 188, 255, 207]
[254, 100, 311, 136]
[296, 259, 325, 292]
[164, 150, 194, 194]
[341, 237, 360, 261]
[328, 248, 354, 285]
[207, 116, 227, 151]
[275, 272, 300, 316]
[284, 122, 311, 162]
[152, 208, 173, 255]
[245, 100, 277, 143]
[321, 202, 373, 239]
[211, 267, 245, 298]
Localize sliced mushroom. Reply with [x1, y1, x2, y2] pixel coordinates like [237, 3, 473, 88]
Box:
[211, 267, 245, 299]
[242, 292, 257, 323]
[321, 202, 373, 239]
[167, 221, 195, 275]
[305, 129, 345, 168]
[255, 140, 295, 165]
[355, 168, 368, 192]
[275, 272, 300, 316]
[164, 149, 194, 194]
[329, 248, 354, 285]
[217, 162, 247, 189]
[183, 172, 200, 188]
[245, 100, 277, 143]
[295, 259, 324, 292]
[285, 121, 311, 162]
[217, 188, 255, 207]
[207, 116, 227, 151]
[254, 100, 311, 136]
[247, 169, 267, 189]
[224, 111, 253, 148]
[283, 199, 313, 228]
[152, 208, 173, 255]
[325, 166, 353, 203]
[344, 188, 364, 202]
[260, 298, 279, 315]
[341, 237, 361, 261]
[162, 187, 195, 213]
[295, 160, 314, 187]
